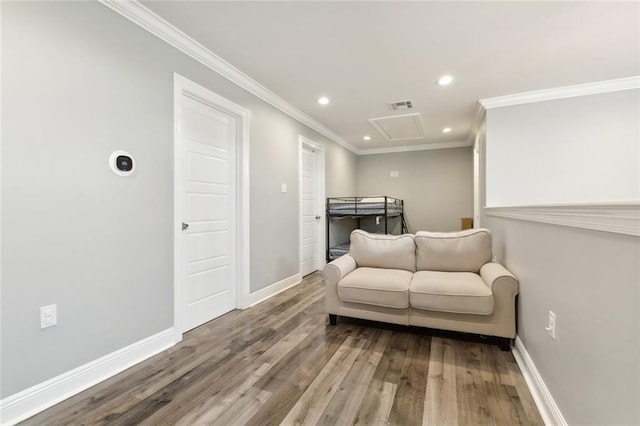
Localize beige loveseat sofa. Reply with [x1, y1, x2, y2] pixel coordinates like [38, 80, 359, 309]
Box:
[323, 228, 519, 349]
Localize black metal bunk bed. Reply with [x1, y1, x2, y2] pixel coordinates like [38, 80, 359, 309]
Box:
[326, 196, 408, 261]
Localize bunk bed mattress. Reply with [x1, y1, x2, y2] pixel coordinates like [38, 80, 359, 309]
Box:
[328, 197, 402, 215]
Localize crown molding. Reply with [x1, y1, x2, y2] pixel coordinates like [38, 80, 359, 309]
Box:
[484, 202, 640, 237]
[357, 140, 472, 156]
[468, 102, 487, 148]
[98, 0, 359, 154]
[479, 76, 640, 110]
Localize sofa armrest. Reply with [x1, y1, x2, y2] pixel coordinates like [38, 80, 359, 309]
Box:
[323, 254, 356, 316]
[323, 253, 357, 287]
[480, 262, 519, 294]
[480, 262, 519, 338]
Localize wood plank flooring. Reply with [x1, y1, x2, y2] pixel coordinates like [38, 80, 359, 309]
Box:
[22, 272, 543, 425]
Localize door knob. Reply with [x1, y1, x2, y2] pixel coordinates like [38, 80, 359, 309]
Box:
[182, 222, 189, 231]
[315, 215, 321, 220]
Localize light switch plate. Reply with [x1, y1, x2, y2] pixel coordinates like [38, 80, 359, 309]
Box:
[546, 310, 556, 339]
[281, 183, 287, 193]
[40, 304, 57, 329]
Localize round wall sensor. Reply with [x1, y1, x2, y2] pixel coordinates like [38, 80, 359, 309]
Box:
[109, 150, 135, 176]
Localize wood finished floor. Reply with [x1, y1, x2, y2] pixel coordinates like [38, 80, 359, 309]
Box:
[23, 272, 543, 426]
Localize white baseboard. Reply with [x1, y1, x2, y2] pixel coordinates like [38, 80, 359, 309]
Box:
[0, 328, 176, 426]
[512, 336, 567, 426]
[242, 273, 302, 308]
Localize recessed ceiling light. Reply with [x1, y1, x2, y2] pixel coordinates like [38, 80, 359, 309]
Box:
[363, 135, 372, 141]
[438, 75, 453, 86]
[318, 96, 330, 105]
[442, 127, 452, 133]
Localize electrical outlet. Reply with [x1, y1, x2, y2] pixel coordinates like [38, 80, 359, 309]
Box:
[545, 310, 556, 339]
[40, 304, 57, 329]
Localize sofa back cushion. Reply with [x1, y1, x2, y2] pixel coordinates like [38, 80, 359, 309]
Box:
[350, 230, 416, 272]
[415, 228, 492, 273]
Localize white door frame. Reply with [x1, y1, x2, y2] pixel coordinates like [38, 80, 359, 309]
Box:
[473, 133, 481, 228]
[298, 135, 326, 276]
[173, 73, 251, 341]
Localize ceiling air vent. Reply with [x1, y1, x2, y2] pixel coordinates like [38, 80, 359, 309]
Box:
[388, 100, 413, 111]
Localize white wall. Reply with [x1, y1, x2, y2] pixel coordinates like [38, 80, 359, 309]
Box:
[481, 87, 640, 424]
[0, 1, 356, 398]
[486, 90, 640, 206]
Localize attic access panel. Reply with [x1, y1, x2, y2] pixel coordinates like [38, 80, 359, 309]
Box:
[368, 113, 426, 141]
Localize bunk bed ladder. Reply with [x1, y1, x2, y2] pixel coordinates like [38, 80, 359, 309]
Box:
[401, 212, 409, 234]
[400, 200, 408, 233]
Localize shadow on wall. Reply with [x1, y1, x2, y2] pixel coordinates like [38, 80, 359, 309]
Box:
[328, 218, 357, 247]
[359, 216, 403, 234]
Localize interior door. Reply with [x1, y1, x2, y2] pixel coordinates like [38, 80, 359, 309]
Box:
[178, 95, 237, 333]
[300, 144, 319, 276]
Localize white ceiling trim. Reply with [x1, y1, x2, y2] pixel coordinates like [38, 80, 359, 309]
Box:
[98, 0, 359, 154]
[98, 0, 475, 157]
[479, 76, 640, 109]
[358, 140, 472, 156]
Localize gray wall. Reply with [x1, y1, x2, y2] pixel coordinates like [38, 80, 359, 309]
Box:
[325, 142, 358, 198]
[482, 91, 640, 424]
[1, 1, 356, 397]
[485, 217, 639, 425]
[356, 148, 474, 233]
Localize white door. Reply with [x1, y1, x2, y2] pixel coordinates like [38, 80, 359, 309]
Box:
[177, 95, 237, 333]
[300, 144, 320, 277]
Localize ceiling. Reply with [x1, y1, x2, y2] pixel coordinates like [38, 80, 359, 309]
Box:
[141, 1, 639, 153]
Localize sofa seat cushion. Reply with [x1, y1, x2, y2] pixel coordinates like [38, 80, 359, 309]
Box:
[338, 267, 412, 308]
[409, 271, 494, 315]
